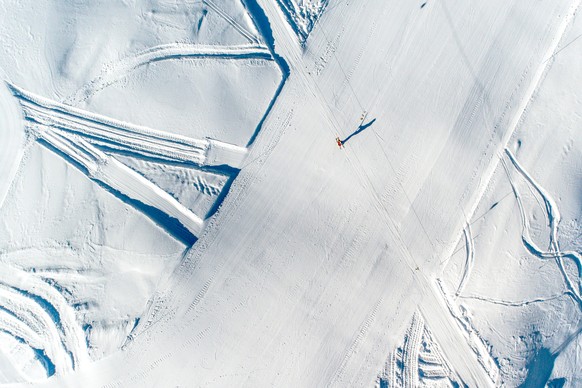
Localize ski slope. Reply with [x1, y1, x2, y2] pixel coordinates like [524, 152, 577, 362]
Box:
[1, 0, 582, 386]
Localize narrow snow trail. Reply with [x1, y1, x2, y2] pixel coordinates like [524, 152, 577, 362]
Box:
[456, 224, 474, 296]
[502, 150, 582, 306]
[28, 0, 577, 387]
[66, 44, 271, 104]
[402, 312, 424, 387]
[203, 0, 261, 45]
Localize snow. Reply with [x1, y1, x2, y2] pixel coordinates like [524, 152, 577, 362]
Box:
[0, 0, 581, 386]
[0, 75, 24, 210]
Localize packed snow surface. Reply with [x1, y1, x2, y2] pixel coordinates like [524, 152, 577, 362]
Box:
[0, 0, 581, 386]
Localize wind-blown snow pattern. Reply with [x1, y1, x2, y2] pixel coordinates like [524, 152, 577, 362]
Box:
[1, 0, 582, 386]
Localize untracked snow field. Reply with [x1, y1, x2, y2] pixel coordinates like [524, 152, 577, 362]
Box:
[0, 0, 581, 386]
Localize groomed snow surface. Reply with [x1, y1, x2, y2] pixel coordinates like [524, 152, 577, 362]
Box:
[0, 0, 581, 386]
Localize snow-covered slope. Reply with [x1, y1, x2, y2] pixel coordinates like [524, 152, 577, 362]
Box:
[0, 0, 581, 386]
[275, 0, 329, 43]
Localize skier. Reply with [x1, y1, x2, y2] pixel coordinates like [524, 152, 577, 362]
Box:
[336, 137, 344, 149]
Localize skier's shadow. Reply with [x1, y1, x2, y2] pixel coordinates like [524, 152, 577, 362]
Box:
[342, 118, 376, 144]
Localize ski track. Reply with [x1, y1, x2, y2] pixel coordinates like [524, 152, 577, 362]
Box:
[459, 293, 567, 308]
[310, 24, 344, 77]
[440, 0, 582, 286]
[1, 0, 578, 385]
[66, 44, 271, 105]
[8, 84, 255, 240]
[330, 297, 382, 386]
[275, 0, 305, 42]
[119, 0, 581, 386]
[202, 0, 260, 44]
[103, 327, 211, 388]
[502, 151, 582, 306]
[389, 350, 400, 388]
[455, 223, 474, 297]
[379, 310, 460, 387]
[426, 0, 581, 381]
[505, 149, 582, 274]
[402, 311, 423, 388]
[139, 0, 504, 385]
[96, 0, 579, 385]
[417, 324, 457, 383]
[12, 84, 250, 168]
[39, 128, 205, 238]
[436, 280, 500, 383]
[124, 93, 296, 388]
[0, 1, 289, 382]
[126, 8, 296, 337]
